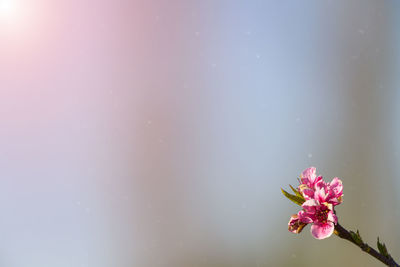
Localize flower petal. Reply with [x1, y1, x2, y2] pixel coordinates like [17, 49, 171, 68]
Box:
[329, 177, 343, 197]
[314, 180, 330, 203]
[314, 176, 323, 186]
[310, 222, 335, 239]
[298, 210, 314, 223]
[302, 167, 316, 179]
[302, 199, 318, 212]
[327, 210, 337, 224]
[327, 197, 341, 206]
[288, 214, 307, 233]
[301, 188, 315, 200]
[301, 167, 316, 185]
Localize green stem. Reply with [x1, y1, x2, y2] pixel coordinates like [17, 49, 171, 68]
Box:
[334, 223, 399, 267]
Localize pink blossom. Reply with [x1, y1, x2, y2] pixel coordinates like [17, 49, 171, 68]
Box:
[300, 199, 338, 239]
[288, 214, 307, 234]
[299, 167, 343, 205]
[299, 167, 322, 189]
[328, 177, 343, 205]
[287, 167, 343, 239]
[313, 177, 343, 206]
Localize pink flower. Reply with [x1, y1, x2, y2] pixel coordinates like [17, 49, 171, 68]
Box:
[300, 167, 322, 189]
[288, 214, 307, 234]
[299, 167, 343, 205]
[301, 199, 338, 239]
[313, 177, 343, 206]
[286, 167, 343, 239]
[328, 177, 343, 205]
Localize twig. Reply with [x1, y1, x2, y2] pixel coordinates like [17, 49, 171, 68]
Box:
[334, 223, 399, 267]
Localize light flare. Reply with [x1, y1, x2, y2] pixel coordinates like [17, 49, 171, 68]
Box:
[0, 0, 19, 20]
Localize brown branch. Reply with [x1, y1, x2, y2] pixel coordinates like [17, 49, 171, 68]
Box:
[334, 223, 399, 267]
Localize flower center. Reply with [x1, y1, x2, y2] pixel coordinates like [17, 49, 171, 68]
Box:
[316, 207, 329, 223]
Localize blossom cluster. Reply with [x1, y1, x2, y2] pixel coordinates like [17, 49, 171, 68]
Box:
[288, 167, 343, 239]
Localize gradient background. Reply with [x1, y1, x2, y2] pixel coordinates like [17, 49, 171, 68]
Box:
[1, 0, 400, 266]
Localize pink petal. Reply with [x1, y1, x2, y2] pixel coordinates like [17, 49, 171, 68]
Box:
[302, 199, 318, 212]
[313, 176, 323, 187]
[301, 167, 316, 183]
[329, 177, 343, 197]
[310, 222, 335, 239]
[314, 185, 328, 203]
[298, 210, 314, 223]
[288, 214, 307, 234]
[301, 188, 315, 200]
[330, 177, 342, 188]
[315, 179, 327, 191]
[327, 210, 337, 224]
[327, 197, 341, 206]
[288, 215, 298, 229]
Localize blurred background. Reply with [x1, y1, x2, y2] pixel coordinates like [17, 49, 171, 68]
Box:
[0, 0, 399, 266]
